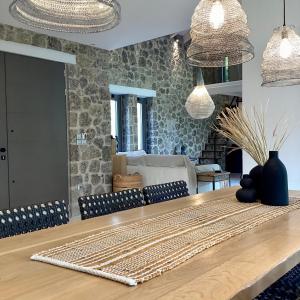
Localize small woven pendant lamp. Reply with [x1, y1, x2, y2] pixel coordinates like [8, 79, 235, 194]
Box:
[185, 69, 215, 119]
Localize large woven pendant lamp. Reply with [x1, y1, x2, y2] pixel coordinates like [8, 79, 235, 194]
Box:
[185, 69, 215, 119]
[187, 0, 254, 67]
[261, 0, 300, 87]
[9, 0, 121, 33]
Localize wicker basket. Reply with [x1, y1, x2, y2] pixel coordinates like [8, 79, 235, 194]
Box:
[113, 173, 143, 193]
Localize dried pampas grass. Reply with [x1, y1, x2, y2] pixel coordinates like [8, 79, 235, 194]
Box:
[214, 105, 291, 166]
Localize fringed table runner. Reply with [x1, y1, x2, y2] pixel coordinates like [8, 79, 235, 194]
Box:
[31, 196, 300, 286]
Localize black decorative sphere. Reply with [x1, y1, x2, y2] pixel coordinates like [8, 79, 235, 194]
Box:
[236, 188, 257, 203]
[249, 165, 263, 182]
[240, 175, 254, 189]
[249, 165, 263, 199]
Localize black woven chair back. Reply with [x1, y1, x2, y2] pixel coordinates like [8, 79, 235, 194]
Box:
[0, 200, 69, 239]
[254, 263, 300, 299]
[143, 180, 189, 205]
[78, 189, 146, 220]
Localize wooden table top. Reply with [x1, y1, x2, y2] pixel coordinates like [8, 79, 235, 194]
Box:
[1, 187, 300, 300]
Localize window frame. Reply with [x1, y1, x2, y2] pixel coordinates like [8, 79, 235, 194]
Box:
[111, 94, 150, 153]
[111, 94, 125, 152]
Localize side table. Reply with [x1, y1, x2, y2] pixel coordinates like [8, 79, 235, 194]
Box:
[197, 172, 231, 193]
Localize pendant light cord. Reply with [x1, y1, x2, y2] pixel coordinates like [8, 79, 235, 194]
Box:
[283, 0, 286, 26]
[196, 68, 204, 85]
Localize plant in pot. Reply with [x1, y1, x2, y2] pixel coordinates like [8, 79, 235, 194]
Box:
[214, 104, 290, 206]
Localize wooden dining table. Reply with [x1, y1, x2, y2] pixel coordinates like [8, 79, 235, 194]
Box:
[1, 187, 300, 300]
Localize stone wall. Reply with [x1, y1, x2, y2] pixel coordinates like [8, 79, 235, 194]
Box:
[109, 39, 229, 157]
[0, 24, 230, 217]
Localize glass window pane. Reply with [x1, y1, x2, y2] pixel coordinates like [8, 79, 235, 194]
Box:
[110, 99, 117, 138]
[137, 102, 143, 150]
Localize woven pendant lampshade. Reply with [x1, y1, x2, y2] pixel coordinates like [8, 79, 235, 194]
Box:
[9, 0, 121, 33]
[185, 70, 215, 119]
[261, 1, 300, 87]
[187, 0, 254, 67]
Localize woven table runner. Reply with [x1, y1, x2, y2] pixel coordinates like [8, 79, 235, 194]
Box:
[31, 196, 300, 286]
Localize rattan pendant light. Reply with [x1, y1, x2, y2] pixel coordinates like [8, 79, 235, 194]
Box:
[185, 70, 215, 119]
[261, 0, 300, 87]
[187, 0, 254, 67]
[9, 0, 121, 33]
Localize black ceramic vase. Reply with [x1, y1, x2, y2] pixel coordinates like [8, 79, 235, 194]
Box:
[249, 165, 263, 199]
[262, 151, 289, 206]
[236, 175, 257, 203]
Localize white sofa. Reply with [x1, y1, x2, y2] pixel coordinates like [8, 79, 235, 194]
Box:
[123, 152, 197, 195]
[118, 151, 223, 195]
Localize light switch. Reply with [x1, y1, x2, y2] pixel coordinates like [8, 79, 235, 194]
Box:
[76, 132, 87, 145]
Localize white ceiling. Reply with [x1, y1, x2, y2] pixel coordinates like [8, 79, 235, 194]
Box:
[0, 0, 199, 50]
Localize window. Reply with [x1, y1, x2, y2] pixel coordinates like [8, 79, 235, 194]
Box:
[110, 98, 118, 138]
[137, 98, 148, 151]
[137, 102, 143, 150]
[110, 95, 123, 152]
[110, 94, 149, 153]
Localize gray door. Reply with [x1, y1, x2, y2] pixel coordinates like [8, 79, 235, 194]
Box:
[0, 53, 9, 209]
[4, 53, 68, 207]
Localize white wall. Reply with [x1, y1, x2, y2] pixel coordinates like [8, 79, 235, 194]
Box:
[243, 0, 300, 189]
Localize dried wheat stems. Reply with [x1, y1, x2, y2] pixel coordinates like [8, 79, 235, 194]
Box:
[215, 106, 290, 166]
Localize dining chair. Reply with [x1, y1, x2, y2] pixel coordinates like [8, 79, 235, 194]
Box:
[78, 188, 146, 220]
[143, 180, 189, 205]
[254, 263, 300, 299]
[0, 200, 69, 239]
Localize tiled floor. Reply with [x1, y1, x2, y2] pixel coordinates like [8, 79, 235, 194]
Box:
[230, 173, 242, 187]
